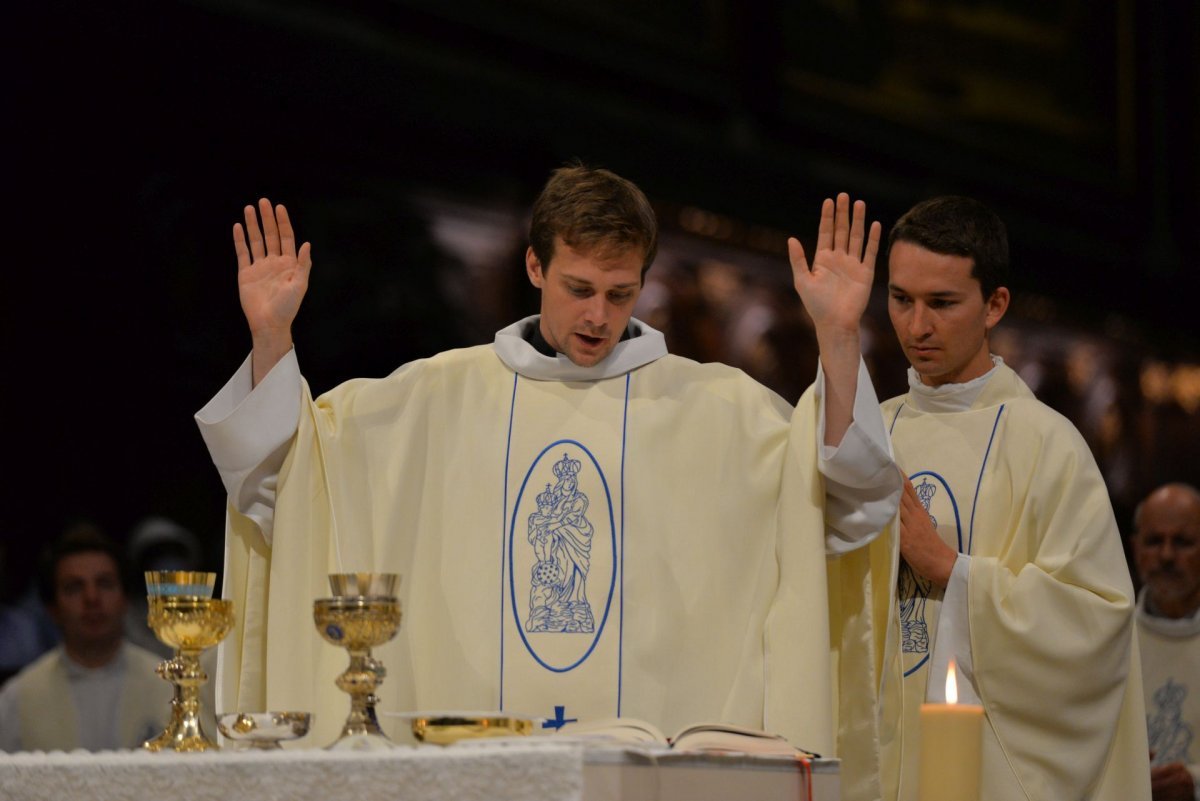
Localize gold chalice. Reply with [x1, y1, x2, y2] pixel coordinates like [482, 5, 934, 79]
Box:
[313, 573, 402, 750]
[142, 571, 232, 752]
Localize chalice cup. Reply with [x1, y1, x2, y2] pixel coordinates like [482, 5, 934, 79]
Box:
[313, 572, 402, 750]
[142, 571, 233, 752]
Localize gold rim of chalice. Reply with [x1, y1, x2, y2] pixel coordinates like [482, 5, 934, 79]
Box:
[145, 570, 216, 599]
[409, 714, 535, 745]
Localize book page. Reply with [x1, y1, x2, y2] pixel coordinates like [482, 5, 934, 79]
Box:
[556, 717, 668, 744]
[669, 723, 814, 757]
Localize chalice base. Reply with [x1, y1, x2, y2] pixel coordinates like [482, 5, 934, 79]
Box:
[143, 710, 218, 752]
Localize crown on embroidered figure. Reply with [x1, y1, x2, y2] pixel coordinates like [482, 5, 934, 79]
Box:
[552, 454, 582, 480]
[916, 477, 937, 510]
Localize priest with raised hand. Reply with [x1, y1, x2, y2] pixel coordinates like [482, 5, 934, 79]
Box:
[830, 195, 1151, 800]
[196, 164, 901, 753]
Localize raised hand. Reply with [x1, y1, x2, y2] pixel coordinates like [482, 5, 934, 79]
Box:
[786, 193, 881, 446]
[786, 193, 880, 337]
[233, 198, 312, 384]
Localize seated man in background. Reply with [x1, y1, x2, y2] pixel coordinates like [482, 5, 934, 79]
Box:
[0, 524, 170, 751]
[1132, 483, 1200, 801]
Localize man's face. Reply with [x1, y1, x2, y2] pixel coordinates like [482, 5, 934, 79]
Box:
[887, 241, 1009, 387]
[527, 238, 644, 367]
[1133, 488, 1200, 616]
[50, 551, 127, 651]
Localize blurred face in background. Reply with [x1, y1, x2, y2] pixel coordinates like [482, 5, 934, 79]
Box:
[51, 551, 127, 655]
[1133, 485, 1200, 618]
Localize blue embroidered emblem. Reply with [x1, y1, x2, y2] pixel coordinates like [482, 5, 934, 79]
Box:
[525, 454, 596, 633]
[915, 477, 939, 529]
[899, 477, 939, 655]
[1147, 678, 1194, 764]
[509, 439, 616, 673]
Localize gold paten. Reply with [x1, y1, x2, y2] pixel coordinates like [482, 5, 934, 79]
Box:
[410, 714, 535, 745]
[314, 574, 403, 751]
[143, 593, 233, 752]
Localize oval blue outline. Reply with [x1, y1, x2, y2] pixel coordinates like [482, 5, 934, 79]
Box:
[908, 470, 963, 553]
[509, 439, 617, 673]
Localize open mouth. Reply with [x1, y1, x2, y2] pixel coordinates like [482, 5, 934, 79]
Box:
[576, 333, 606, 348]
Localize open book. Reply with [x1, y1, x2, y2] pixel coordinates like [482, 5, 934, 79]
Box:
[556, 718, 817, 758]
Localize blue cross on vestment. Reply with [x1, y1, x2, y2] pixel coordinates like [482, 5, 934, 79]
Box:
[542, 705, 578, 730]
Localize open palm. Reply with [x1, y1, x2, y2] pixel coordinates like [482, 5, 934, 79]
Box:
[234, 198, 312, 337]
[787, 193, 880, 335]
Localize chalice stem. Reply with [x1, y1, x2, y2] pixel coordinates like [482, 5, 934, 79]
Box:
[337, 649, 386, 738]
[145, 649, 216, 751]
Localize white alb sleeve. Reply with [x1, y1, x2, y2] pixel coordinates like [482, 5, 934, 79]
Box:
[194, 350, 303, 545]
[924, 554, 979, 704]
[816, 358, 903, 554]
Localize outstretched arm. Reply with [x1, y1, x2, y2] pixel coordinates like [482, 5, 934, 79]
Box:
[234, 198, 312, 386]
[788, 193, 880, 447]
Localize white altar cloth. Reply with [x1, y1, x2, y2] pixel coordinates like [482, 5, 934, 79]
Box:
[0, 741, 582, 801]
[0, 740, 838, 801]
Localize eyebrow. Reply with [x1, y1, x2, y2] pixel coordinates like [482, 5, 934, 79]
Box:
[562, 275, 640, 290]
[887, 284, 964, 299]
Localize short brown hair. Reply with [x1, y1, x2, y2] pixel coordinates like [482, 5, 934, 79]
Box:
[529, 163, 658, 278]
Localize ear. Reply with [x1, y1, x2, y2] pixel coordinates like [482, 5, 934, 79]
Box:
[984, 287, 1010, 331]
[526, 247, 545, 289]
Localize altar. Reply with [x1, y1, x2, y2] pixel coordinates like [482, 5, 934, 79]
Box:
[0, 741, 839, 801]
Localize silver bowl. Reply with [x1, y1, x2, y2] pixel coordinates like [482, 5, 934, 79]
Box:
[217, 712, 312, 749]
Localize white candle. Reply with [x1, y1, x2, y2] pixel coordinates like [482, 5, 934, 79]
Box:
[918, 660, 983, 801]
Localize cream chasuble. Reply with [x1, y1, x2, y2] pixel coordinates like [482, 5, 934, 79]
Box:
[830, 362, 1150, 801]
[1137, 594, 1200, 796]
[6, 644, 169, 751]
[216, 318, 854, 753]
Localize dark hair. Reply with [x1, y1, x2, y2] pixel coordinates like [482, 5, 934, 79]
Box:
[37, 523, 123, 607]
[888, 196, 1009, 299]
[529, 162, 658, 279]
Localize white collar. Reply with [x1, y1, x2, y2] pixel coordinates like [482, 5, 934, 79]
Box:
[906, 355, 1004, 413]
[493, 315, 668, 382]
[60, 642, 126, 678]
[1137, 589, 1200, 638]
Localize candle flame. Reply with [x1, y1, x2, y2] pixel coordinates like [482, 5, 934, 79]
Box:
[946, 659, 958, 704]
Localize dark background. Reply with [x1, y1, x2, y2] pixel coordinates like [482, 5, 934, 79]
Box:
[4, 0, 1198, 587]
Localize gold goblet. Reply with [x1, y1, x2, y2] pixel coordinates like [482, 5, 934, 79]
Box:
[142, 571, 232, 752]
[313, 573, 402, 750]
